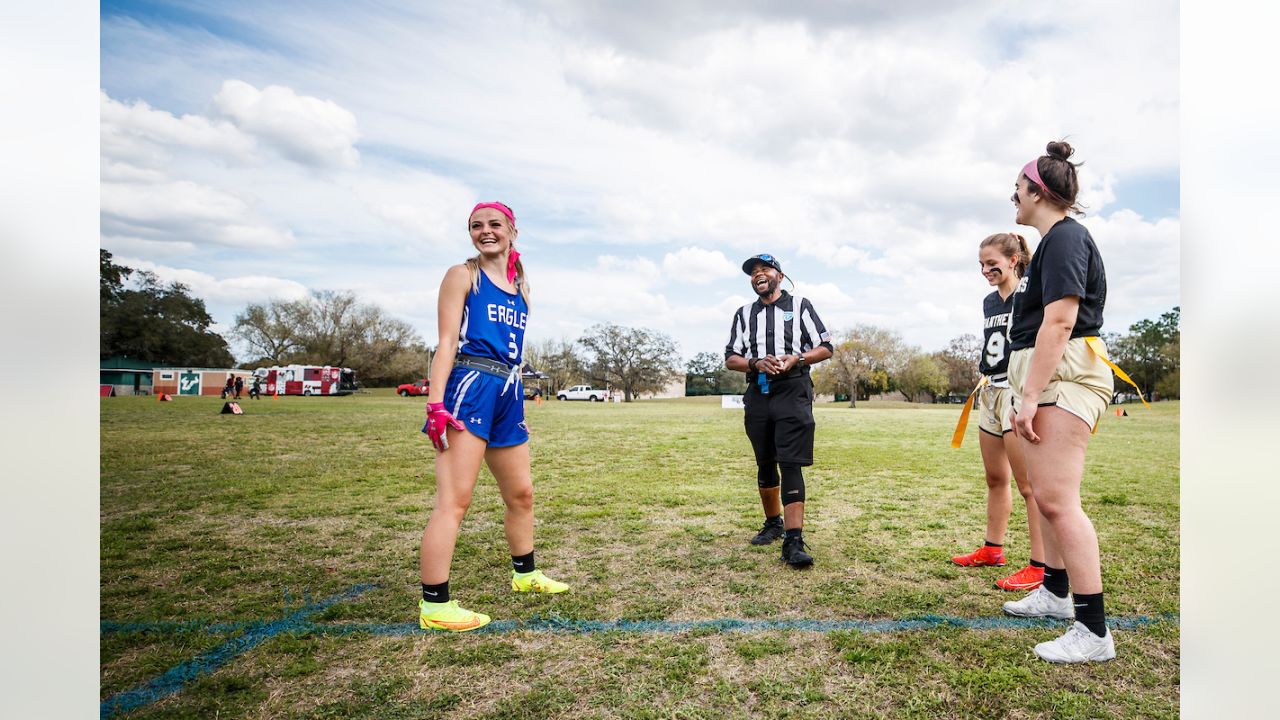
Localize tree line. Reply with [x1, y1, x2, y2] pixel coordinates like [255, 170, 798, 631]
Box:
[102, 251, 1176, 400]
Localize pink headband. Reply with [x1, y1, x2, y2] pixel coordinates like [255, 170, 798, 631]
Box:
[470, 201, 515, 227]
[1021, 159, 1067, 206]
[469, 201, 521, 284]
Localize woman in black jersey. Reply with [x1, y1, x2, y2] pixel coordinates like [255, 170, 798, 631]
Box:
[951, 233, 1046, 593]
[999, 141, 1116, 663]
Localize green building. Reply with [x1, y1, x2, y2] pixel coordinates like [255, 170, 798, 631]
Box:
[100, 356, 170, 396]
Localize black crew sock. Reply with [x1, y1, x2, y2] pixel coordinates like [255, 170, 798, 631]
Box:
[1072, 592, 1107, 638]
[1029, 559, 1047, 569]
[1043, 566, 1069, 598]
[984, 540, 1003, 548]
[422, 580, 449, 604]
[765, 514, 783, 526]
[784, 528, 803, 541]
[512, 551, 535, 574]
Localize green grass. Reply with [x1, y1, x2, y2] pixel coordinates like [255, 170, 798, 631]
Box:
[101, 391, 1179, 718]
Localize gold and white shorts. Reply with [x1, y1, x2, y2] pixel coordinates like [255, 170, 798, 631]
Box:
[1009, 337, 1114, 431]
[977, 382, 1013, 436]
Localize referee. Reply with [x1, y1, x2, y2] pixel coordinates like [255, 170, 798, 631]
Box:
[725, 253, 833, 567]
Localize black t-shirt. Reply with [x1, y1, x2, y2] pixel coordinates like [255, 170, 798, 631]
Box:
[1009, 217, 1107, 350]
[979, 290, 1013, 378]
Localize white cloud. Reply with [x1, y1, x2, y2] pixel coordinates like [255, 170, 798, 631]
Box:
[118, 257, 311, 305]
[98, 2, 1178, 356]
[212, 79, 360, 169]
[352, 170, 478, 249]
[100, 90, 256, 166]
[101, 179, 295, 249]
[661, 246, 737, 284]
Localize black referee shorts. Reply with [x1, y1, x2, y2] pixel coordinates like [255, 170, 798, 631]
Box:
[743, 374, 816, 467]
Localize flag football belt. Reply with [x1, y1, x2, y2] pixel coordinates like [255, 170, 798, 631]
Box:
[950, 336, 1149, 448]
[456, 353, 522, 396]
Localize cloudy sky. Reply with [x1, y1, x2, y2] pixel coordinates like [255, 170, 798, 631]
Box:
[100, 0, 1179, 364]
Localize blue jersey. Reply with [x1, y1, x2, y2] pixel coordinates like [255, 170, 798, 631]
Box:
[457, 269, 528, 367]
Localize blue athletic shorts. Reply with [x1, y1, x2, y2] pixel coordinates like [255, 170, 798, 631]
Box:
[442, 366, 528, 448]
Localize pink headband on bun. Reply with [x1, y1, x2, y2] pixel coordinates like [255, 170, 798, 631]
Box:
[1021, 160, 1067, 206]
[469, 201, 521, 284]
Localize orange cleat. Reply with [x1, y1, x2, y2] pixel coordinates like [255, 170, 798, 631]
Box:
[951, 544, 1006, 567]
[995, 564, 1045, 591]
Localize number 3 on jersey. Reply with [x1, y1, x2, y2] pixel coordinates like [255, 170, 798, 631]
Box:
[985, 332, 1006, 367]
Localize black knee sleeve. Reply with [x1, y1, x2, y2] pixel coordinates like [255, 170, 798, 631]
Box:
[780, 463, 805, 504]
[756, 465, 780, 489]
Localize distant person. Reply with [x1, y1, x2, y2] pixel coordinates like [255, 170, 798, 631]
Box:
[724, 253, 833, 567]
[1000, 141, 1115, 663]
[249, 377, 262, 399]
[234, 375, 244, 399]
[951, 232, 1047, 593]
[222, 376, 234, 399]
[417, 201, 569, 632]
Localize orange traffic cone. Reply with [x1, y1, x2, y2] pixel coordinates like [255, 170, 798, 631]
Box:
[1115, 407, 1122, 417]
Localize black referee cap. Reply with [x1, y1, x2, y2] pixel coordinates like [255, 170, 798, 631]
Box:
[741, 253, 782, 275]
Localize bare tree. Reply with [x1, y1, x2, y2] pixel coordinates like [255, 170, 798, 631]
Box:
[232, 299, 308, 365]
[578, 323, 682, 402]
[233, 290, 428, 385]
[812, 324, 910, 407]
[524, 337, 585, 394]
[934, 333, 983, 396]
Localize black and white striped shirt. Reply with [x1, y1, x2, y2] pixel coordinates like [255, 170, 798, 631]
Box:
[725, 291, 833, 366]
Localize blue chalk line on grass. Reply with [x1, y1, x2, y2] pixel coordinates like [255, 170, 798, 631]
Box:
[104, 612, 1177, 639]
[100, 583, 376, 720]
[101, 583, 1177, 718]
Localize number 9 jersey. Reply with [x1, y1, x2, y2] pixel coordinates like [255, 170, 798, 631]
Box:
[457, 270, 528, 367]
[979, 290, 1013, 384]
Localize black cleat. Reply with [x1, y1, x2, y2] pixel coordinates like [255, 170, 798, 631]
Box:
[781, 536, 814, 567]
[750, 519, 785, 545]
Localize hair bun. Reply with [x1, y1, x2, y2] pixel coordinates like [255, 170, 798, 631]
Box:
[1045, 140, 1074, 160]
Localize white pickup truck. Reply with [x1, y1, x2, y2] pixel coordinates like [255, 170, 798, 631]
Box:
[557, 384, 609, 402]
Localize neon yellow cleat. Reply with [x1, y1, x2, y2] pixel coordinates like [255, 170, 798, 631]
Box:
[511, 569, 569, 594]
[419, 599, 491, 632]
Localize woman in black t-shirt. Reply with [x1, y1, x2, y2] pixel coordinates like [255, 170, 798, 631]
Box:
[999, 141, 1116, 663]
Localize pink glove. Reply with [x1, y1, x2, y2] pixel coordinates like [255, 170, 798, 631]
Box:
[422, 402, 464, 451]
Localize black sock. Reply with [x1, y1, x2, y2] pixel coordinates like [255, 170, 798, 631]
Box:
[984, 540, 1003, 548]
[1029, 559, 1047, 569]
[1043, 566, 1069, 598]
[1073, 592, 1107, 637]
[765, 514, 782, 526]
[512, 551, 535, 574]
[784, 528, 803, 541]
[422, 580, 449, 604]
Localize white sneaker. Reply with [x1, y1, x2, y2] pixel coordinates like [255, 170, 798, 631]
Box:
[1002, 586, 1074, 619]
[1034, 621, 1116, 663]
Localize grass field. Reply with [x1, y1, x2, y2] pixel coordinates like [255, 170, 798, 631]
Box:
[101, 392, 1179, 719]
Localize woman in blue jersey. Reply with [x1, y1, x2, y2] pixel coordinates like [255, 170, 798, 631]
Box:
[999, 142, 1115, 663]
[951, 233, 1046, 593]
[416, 201, 568, 632]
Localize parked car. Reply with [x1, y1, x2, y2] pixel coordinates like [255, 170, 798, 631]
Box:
[557, 384, 608, 401]
[398, 379, 430, 397]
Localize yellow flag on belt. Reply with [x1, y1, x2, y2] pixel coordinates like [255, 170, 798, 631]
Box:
[1084, 336, 1151, 409]
[951, 375, 990, 448]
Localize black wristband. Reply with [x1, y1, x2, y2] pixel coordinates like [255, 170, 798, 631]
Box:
[796, 354, 805, 369]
